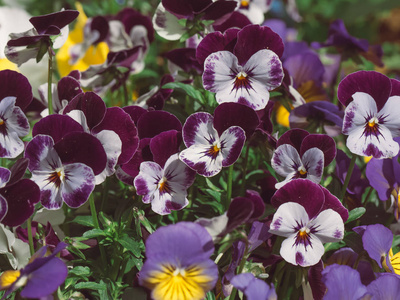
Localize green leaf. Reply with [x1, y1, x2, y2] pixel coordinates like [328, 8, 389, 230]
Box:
[75, 281, 107, 291]
[118, 235, 142, 257]
[98, 212, 113, 227]
[162, 82, 205, 103]
[82, 229, 107, 239]
[71, 216, 95, 228]
[67, 246, 86, 260]
[205, 178, 223, 192]
[324, 241, 346, 252]
[345, 207, 366, 224]
[69, 266, 92, 277]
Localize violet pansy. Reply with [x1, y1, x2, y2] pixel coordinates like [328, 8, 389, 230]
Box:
[179, 112, 245, 177]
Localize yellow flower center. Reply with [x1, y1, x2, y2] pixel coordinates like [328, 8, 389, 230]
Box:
[207, 142, 221, 159]
[298, 166, 307, 176]
[48, 167, 65, 187]
[0, 119, 4, 125]
[158, 177, 171, 194]
[144, 264, 214, 300]
[240, 0, 250, 7]
[0, 270, 20, 289]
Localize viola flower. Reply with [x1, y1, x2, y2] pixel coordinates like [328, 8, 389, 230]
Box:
[0, 242, 68, 299]
[139, 222, 218, 300]
[230, 273, 277, 300]
[367, 273, 400, 299]
[134, 153, 196, 215]
[271, 129, 336, 189]
[269, 179, 348, 267]
[24, 134, 96, 210]
[5, 10, 79, 66]
[179, 112, 245, 177]
[339, 71, 400, 159]
[201, 25, 284, 110]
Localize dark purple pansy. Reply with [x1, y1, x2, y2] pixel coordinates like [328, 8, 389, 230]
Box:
[5, 10, 79, 66]
[179, 112, 245, 177]
[269, 179, 347, 267]
[139, 222, 218, 299]
[0, 242, 68, 299]
[272, 128, 336, 188]
[0, 70, 33, 111]
[339, 71, 400, 159]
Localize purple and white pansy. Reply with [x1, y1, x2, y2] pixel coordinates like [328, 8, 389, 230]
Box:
[179, 112, 245, 177]
[269, 179, 348, 267]
[199, 25, 284, 110]
[24, 134, 96, 210]
[271, 129, 336, 189]
[134, 153, 196, 215]
[339, 70, 400, 159]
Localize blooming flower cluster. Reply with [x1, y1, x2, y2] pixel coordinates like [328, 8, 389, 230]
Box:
[0, 0, 400, 299]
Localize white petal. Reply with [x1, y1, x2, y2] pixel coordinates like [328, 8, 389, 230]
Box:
[164, 153, 195, 188]
[342, 92, 377, 135]
[152, 3, 186, 41]
[271, 144, 302, 177]
[179, 145, 223, 177]
[378, 95, 400, 137]
[269, 202, 309, 237]
[280, 232, 324, 267]
[301, 148, 324, 184]
[310, 209, 344, 243]
[66, 110, 90, 133]
[32, 171, 63, 210]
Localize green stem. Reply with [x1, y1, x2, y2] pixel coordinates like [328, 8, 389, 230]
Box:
[47, 47, 53, 115]
[89, 194, 108, 268]
[240, 144, 250, 196]
[27, 217, 35, 256]
[122, 81, 129, 107]
[226, 165, 234, 210]
[340, 154, 357, 201]
[100, 178, 109, 212]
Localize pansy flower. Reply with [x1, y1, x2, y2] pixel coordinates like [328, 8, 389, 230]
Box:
[235, 0, 273, 24]
[134, 153, 196, 215]
[269, 179, 347, 267]
[271, 129, 336, 189]
[24, 132, 101, 210]
[339, 71, 400, 159]
[200, 25, 284, 110]
[179, 112, 245, 177]
[0, 242, 68, 299]
[139, 222, 218, 300]
[5, 10, 79, 66]
[230, 273, 277, 300]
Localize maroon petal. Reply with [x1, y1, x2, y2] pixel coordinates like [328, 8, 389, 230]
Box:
[33, 114, 84, 143]
[226, 197, 255, 233]
[137, 110, 182, 139]
[390, 79, 400, 97]
[162, 0, 202, 18]
[57, 76, 83, 105]
[0, 70, 32, 111]
[308, 260, 325, 300]
[29, 10, 79, 34]
[120, 138, 151, 179]
[320, 186, 349, 222]
[54, 132, 107, 175]
[123, 105, 147, 125]
[196, 28, 239, 66]
[337, 71, 392, 110]
[1, 179, 40, 227]
[213, 102, 259, 140]
[300, 134, 336, 166]
[116, 8, 154, 43]
[276, 128, 309, 153]
[271, 179, 324, 219]
[63, 92, 106, 130]
[234, 25, 284, 65]
[92, 107, 139, 165]
[8, 158, 29, 186]
[150, 130, 182, 168]
[213, 11, 251, 33]
[244, 190, 265, 221]
[202, 0, 237, 23]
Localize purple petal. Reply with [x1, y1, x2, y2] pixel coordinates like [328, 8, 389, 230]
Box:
[32, 114, 84, 144]
[0, 179, 40, 227]
[134, 161, 163, 202]
[123, 105, 147, 125]
[61, 163, 95, 208]
[0, 167, 11, 188]
[284, 52, 324, 88]
[54, 132, 107, 175]
[182, 112, 216, 148]
[0, 70, 32, 110]
[271, 179, 324, 219]
[361, 224, 393, 268]
[338, 70, 392, 110]
[150, 130, 181, 168]
[231, 273, 276, 300]
[220, 126, 245, 167]
[92, 107, 139, 165]
[63, 92, 106, 131]
[57, 76, 83, 105]
[25, 135, 59, 173]
[137, 110, 182, 139]
[226, 197, 255, 233]
[320, 186, 349, 222]
[322, 264, 367, 300]
[300, 134, 336, 166]
[234, 24, 284, 64]
[367, 274, 400, 299]
[29, 10, 79, 34]
[0, 194, 8, 223]
[213, 11, 251, 33]
[276, 128, 309, 153]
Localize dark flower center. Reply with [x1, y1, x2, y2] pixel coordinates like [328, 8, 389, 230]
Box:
[47, 169, 64, 188]
[158, 177, 172, 194]
[207, 143, 221, 159]
[294, 227, 312, 248]
[364, 116, 380, 137]
[233, 72, 251, 90]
